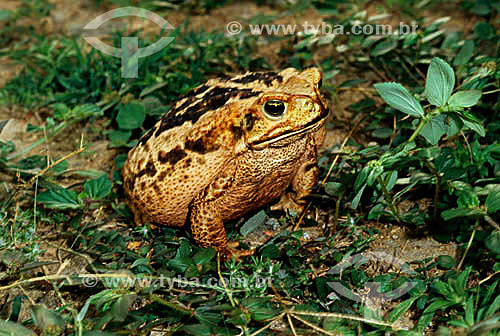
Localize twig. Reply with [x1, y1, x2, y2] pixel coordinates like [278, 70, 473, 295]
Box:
[287, 313, 298, 336]
[290, 313, 342, 336]
[218, 254, 236, 307]
[457, 218, 478, 271]
[290, 310, 397, 328]
[484, 215, 500, 231]
[479, 270, 500, 285]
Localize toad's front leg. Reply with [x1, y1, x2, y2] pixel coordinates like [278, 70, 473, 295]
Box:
[271, 141, 320, 214]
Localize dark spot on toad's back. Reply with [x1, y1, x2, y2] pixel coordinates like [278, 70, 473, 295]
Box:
[145, 161, 157, 176]
[183, 158, 192, 168]
[158, 146, 187, 165]
[231, 72, 283, 86]
[158, 171, 167, 181]
[184, 84, 210, 98]
[239, 88, 261, 99]
[185, 137, 219, 154]
[155, 87, 242, 136]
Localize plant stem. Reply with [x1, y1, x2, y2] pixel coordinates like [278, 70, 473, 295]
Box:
[408, 117, 427, 143]
[457, 218, 478, 271]
[377, 176, 402, 224]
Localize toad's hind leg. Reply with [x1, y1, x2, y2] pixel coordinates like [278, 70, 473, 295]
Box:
[189, 202, 228, 253]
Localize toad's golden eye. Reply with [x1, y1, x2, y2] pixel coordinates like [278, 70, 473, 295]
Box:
[262, 100, 287, 119]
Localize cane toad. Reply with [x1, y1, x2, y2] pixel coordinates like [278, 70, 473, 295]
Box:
[122, 67, 328, 258]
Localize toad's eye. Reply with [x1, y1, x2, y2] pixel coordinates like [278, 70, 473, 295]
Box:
[262, 100, 287, 119]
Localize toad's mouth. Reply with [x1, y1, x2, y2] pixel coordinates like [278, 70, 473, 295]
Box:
[248, 113, 328, 149]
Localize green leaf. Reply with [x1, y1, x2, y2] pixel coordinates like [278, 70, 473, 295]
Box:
[448, 90, 482, 109]
[110, 294, 136, 322]
[182, 324, 212, 336]
[462, 118, 485, 137]
[420, 114, 447, 145]
[116, 102, 146, 130]
[374, 82, 424, 117]
[37, 187, 82, 210]
[437, 255, 456, 269]
[351, 183, 367, 210]
[168, 255, 195, 273]
[324, 182, 344, 196]
[441, 207, 484, 221]
[456, 267, 471, 293]
[388, 296, 419, 323]
[371, 40, 398, 56]
[84, 175, 112, 200]
[425, 57, 455, 107]
[240, 210, 267, 236]
[0, 320, 36, 336]
[108, 129, 132, 147]
[486, 190, 500, 213]
[454, 40, 474, 66]
[485, 231, 500, 255]
[484, 292, 500, 318]
[192, 248, 216, 265]
[423, 300, 454, 313]
[30, 304, 65, 332]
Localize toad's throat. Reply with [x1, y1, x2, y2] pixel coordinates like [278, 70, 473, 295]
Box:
[248, 115, 327, 149]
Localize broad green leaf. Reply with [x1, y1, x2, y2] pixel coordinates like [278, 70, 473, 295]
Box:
[325, 182, 345, 196]
[111, 294, 136, 322]
[240, 210, 267, 236]
[420, 115, 446, 145]
[462, 118, 485, 136]
[454, 40, 474, 66]
[37, 187, 82, 210]
[486, 190, 500, 213]
[108, 129, 132, 147]
[484, 292, 500, 318]
[388, 296, 418, 323]
[0, 320, 36, 336]
[448, 90, 482, 109]
[193, 248, 216, 265]
[168, 255, 196, 273]
[116, 102, 146, 130]
[485, 231, 500, 255]
[374, 82, 424, 117]
[425, 57, 455, 107]
[30, 304, 65, 333]
[371, 40, 397, 56]
[354, 166, 370, 191]
[84, 175, 112, 200]
[437, 255, 456, 269]
[351, 183, 367, 209]
[441, 207, 483, 221]
[182, 324, 212, 336]
[456, 267, 471, 293]
[423, 300, 454, 313]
